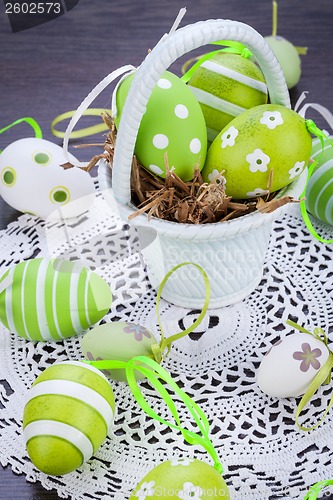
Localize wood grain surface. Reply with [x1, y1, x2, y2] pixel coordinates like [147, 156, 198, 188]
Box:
[0, 0, 333, 498]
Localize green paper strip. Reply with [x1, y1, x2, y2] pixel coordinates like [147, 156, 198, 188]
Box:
[299, 120, 333, 244]
[286, 319, 333, 431]
[0, 117, 42, 153]
[151, 262, 211, 363]
[87, 355, 224, 474]
[51, 108, 109, 139]
[304, 479, 333, 499]
[181, 40, 252, 84]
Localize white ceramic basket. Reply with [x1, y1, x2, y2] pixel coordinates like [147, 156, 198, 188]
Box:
[98, 19, 307, 308]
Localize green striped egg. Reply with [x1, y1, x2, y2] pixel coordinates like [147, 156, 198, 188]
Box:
[306, 136, 333, 225]
[0, 258, 112, 341]
[188, 52, 268, 143]
[23, 361, 115, 475]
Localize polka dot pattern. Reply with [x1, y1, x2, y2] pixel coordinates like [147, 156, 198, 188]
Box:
[174, 104, 189, 119]
[190, 138, 201, 154]
[157, 78, 172, 89]
[149, 164, 164, 175]
[152, 134, 169, 150]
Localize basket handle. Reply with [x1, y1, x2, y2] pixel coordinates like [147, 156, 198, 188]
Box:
[112, 18, 290, 205]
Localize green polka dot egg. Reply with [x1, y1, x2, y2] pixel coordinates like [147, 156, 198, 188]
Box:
[23, 361, 115, 475]
[0, 138, 95, 219]
[0, 258, 112, 341]
[81, 321, 158, 382]
[130, 458, 230, 499]
[114, 70, 207, 181]
[306, 136, 333, 226]
[202, 104, 312, 199]
[187, 52, 268, 143]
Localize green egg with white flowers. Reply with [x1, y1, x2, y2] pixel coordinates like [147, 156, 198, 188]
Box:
[202, 104, 312, 199]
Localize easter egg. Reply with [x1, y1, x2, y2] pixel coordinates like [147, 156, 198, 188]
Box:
[0, 138, 95, 219]
[130, 458, 230, 499]
[0, 258, 112, 341]
[265, 36, 301, 89]
[202, 104, 312, 199]
[81, 322, 158, 382]
[23, 361, 115, 475]
[187, 52, 268, 142]
[257, 333, 330, 398]
[306, 136, 333, 226]
[114, 70, 207, 181]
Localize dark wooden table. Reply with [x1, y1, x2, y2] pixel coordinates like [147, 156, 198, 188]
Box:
[1, 0, 333, 498]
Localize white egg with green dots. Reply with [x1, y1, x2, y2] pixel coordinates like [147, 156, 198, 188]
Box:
[23, 361, 115, 476]
[0, 137, 95, 219]
[0, 258, 112, 341]
[187, 52, 268, 142]
[114, 70, 207, 181]
[202, 104, 312, 199]
[306, 136, 333, 226]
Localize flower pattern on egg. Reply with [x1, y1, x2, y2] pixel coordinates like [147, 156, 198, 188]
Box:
[178, 482, 203, 499]
[293, 343, 322, 372]
[221, 126, 238, 148]
[246, 149, 270, 173]
[260, 111, 284, 129]
[170, 458, 194, 467]
[123, 324, 152, 342]
[246, 187, 269, 198]
[289, 161, 305, 180]
[135, 480, 155, 499]
[208, 169, 227, 187]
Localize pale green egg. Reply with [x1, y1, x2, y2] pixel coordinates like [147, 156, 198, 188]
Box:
[265, 36, 301, 89]
[23, 361, 115, 476]
[202, 104, 312, 199]
[130, 458, 230, 499]
[187, 52, 268, 142]
[114, 70, 207, 181]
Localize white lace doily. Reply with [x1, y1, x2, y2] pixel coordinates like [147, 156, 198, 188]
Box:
[1, 182, 333, 500]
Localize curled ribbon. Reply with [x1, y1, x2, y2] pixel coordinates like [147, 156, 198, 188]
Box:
[51, 108, 110, 139]
[304, 479, 333, 499]
[181, 40, 253, 83]
[150, 262, 211, 363]
[0, 117, 42, 153]
[286, 320, 333, 431]
[86, 355, 224, 474]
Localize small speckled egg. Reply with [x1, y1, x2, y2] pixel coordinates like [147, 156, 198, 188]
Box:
[114, 70, 207, 181]
[257, 333, 330, 398]
[130, 458, 230, 499]
[23, 361, 115, 475]
[188, 52, 268, 142]
[265, 36, 301, 89]
[0, 258, 112, 341]
[81, 322, 158, 382]
[306, 136, 333, 226]
[0, 138, 95, 219]
[202, 104, 312, 199]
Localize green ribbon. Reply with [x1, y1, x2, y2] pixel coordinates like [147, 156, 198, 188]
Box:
[0, 117, 42, 153]
[181, 40, 253, 83]
[300, 120, 333, 244]
[51, 108, 109, 139]
[304, 479, 333, 499]
[150, 262, 211, 363]
[87, 355, 224, 474]
[286, 320, 333, 432]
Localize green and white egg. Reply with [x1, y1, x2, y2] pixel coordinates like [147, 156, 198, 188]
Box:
[114, 70, 207, 181]
[81, 322, 158, 382]
[187, 52, 268, 142]
[0, 138, 95, 219]
[0, 258, 112, 341]
[306, 136, 333, 226]
[23, 361, 115, 475]
[202, 104, 312, 199]
[130, 458, 230, 499]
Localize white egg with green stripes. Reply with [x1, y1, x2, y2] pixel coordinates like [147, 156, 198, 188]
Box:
[23, 361, 115, 475]
[0, 258, 112, 341]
